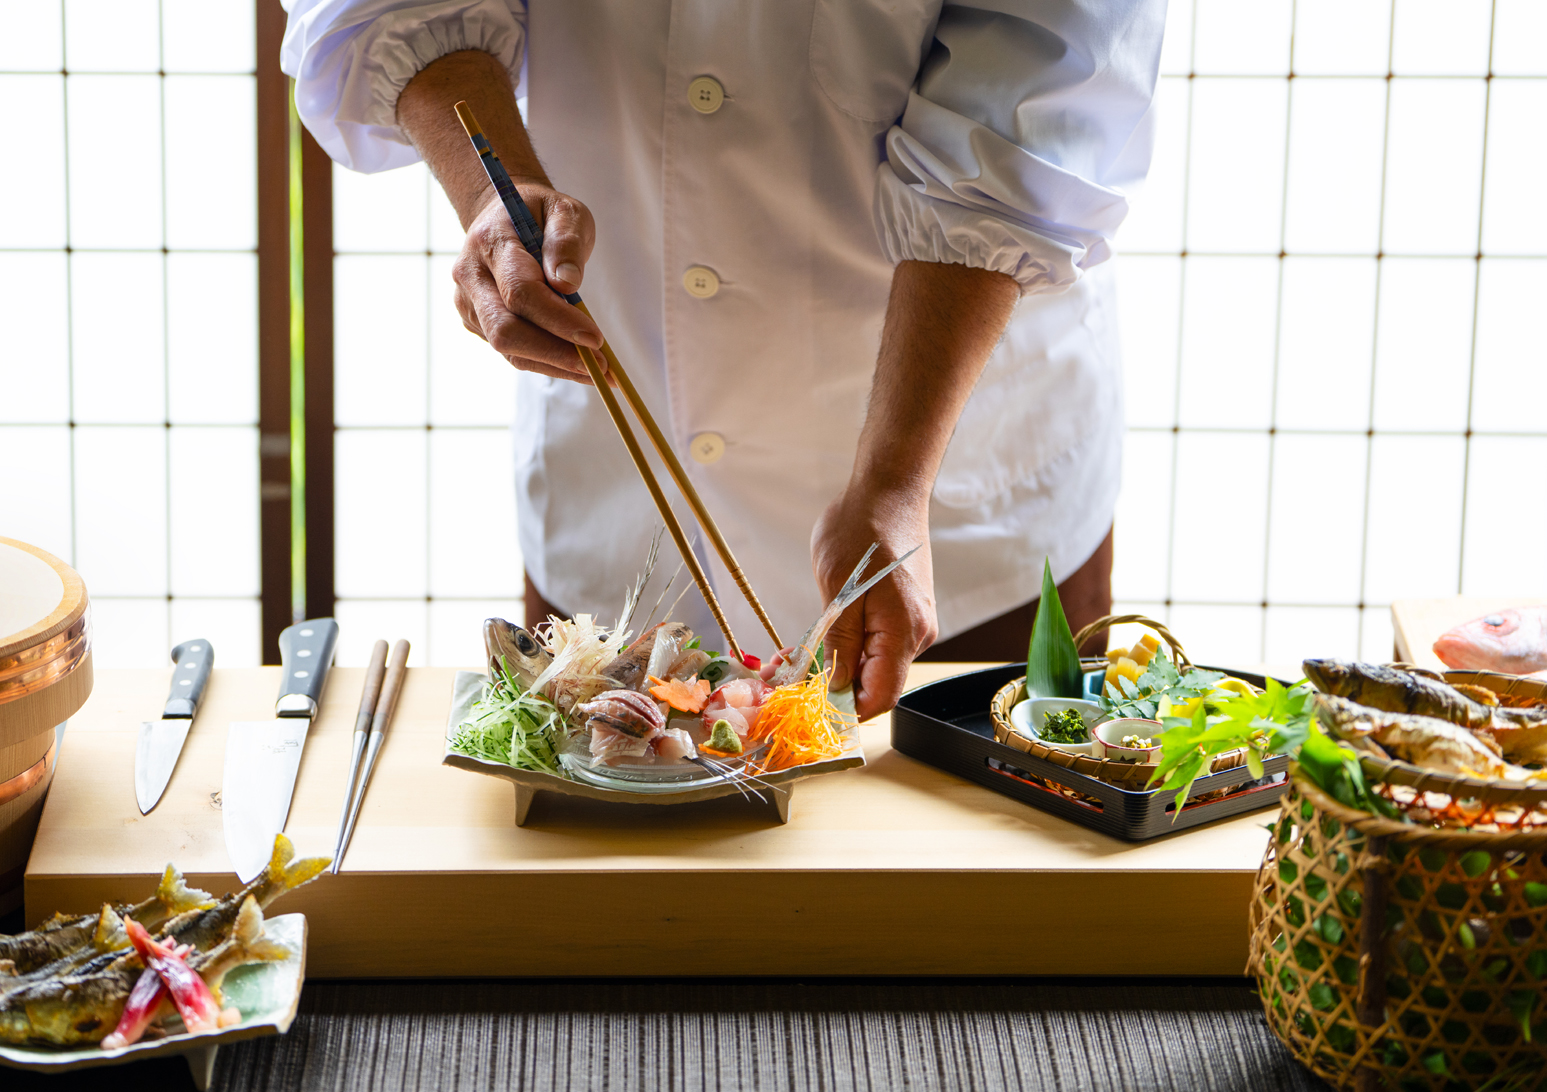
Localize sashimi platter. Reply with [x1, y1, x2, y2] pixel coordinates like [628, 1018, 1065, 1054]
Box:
[442, 541, 911, 821]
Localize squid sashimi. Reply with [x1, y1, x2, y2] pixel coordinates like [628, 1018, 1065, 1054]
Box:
[653, 727, 696, 761]
[701, 678, 773, 741]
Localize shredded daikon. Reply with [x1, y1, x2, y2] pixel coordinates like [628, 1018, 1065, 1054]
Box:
[449, 666, 565, 776]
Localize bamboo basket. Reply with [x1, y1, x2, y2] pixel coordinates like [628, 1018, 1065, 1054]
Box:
[988, 614, 1250, 788]
[1250, 701, 1547, 1092]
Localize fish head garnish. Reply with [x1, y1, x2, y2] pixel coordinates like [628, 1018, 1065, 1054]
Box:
[483, 617, 552, 685]
[1301, 659, 1349, 693]
[1433, 609, 1521, 669]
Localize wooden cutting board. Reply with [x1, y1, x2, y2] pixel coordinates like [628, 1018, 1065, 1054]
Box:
[27, 663, 1280, 977]
[1391, 597, 1547, 672]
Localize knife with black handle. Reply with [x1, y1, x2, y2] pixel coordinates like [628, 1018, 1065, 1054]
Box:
[222, 619, 340, 882]
[134, 638, 215, 814]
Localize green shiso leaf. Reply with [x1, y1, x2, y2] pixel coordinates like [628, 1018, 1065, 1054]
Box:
[1026, 558, 1082, 699]
[1144, 678, 1401, 822]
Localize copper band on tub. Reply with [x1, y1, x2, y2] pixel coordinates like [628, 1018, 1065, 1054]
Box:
[0, 736, 55, 807]
[0, 615, 90, 705]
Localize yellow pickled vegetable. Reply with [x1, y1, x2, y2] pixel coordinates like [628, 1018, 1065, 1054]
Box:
[1105, 657, 1143, 688]
[1105, 648, 1125, 664]
[1129, 636, 1159, 668]
[1215, 677, 1256, 697]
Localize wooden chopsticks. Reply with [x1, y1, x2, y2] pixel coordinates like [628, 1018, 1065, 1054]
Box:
[568, 342, 748, 661]
[583, 321, 784, 653]
[331, 639, 410, 873]
[453, 102, 783, 660]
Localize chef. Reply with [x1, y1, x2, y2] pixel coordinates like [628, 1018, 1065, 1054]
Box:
[282, 0, 1165, 719]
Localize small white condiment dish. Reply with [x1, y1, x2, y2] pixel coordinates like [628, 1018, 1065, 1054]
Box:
[1095, 718, 1165, 763]
[1010, 697, 1105, 755]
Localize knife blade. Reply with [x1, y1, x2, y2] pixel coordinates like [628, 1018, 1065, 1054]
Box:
[223, 618, 340, 882]
[134, 638, 215, 814]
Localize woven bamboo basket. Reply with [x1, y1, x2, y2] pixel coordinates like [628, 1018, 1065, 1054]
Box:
[1249, 700, 1547, 1092]
[988, 613, 1250, 788]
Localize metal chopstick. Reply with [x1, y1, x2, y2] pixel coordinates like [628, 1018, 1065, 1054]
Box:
[332, 639, 410, 873]
[331, 640, 388, 871]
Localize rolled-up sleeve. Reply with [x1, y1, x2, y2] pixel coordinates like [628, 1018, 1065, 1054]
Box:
[280, 0, 527, 173]
[876, 0, 1166, 294]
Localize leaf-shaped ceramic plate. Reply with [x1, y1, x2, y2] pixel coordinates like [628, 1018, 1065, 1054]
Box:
[0, 913, 307, 1090]
[441, 671, 864, 823]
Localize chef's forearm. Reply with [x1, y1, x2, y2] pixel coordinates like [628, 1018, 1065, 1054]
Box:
[396, 49, 550, 229]
[850, 260, 1019, 499]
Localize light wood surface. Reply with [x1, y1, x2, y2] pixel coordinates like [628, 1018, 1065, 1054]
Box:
[27, 663, 1280, 977]
[1391, 597, 1547, 672]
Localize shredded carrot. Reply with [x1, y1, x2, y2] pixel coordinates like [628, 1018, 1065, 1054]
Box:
[648, 675, 712, 714]
[750, 668, 855, 772]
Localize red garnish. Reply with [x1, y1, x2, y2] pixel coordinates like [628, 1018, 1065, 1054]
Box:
[123, 918, 240, 1034]
[740, 652, 761, 670]
[101, 966, 168, 1049]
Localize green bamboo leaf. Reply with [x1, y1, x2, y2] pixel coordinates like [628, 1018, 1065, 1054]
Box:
[1507, 990, 1535, 1042]
[1025, 558, 1083, 699]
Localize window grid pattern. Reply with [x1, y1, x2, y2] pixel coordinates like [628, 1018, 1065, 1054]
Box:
[0, 0, 263, 666]
[330, 161, 522, 668]
[1109, 0, 1547, 670]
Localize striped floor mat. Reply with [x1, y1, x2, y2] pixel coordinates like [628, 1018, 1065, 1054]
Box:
[6, 978, 1331, 1092]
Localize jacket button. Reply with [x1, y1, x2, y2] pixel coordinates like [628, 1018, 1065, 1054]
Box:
[690, 432, 726, 464]
[682, 266, 720, 299]
[688, 76, 724, 114]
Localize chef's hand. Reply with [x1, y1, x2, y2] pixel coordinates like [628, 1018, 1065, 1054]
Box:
[452, 186, 605, 384]
[810, 484, 937, 721]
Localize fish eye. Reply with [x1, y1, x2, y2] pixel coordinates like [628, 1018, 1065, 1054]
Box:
[1483, 615, 1504, 627]
[515, 632, 538, 653]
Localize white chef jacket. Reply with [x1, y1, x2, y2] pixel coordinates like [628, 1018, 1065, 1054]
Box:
[282, 0, 1165, 648]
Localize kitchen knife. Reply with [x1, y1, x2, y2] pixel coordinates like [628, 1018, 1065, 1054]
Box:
[222, 618, 339, 883]
[134, 638, 215, 814]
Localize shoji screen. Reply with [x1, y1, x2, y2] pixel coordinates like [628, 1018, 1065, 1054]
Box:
[0, 0, 262, 666]
[1111, 0, 1546, 668]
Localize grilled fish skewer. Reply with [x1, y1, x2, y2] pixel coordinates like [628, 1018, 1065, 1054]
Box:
[0, 896, 289, 1047]
[0, 867, 212, 977]
[2, 834, 322, 1003]
[1304, 658, 1547, 761]
[1315, 694, 1547, 782]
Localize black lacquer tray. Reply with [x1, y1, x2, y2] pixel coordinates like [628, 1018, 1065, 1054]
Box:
[891, 663, 1291, 841]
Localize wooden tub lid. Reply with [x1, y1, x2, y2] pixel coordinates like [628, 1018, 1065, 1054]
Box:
[0, 538, 92, 745]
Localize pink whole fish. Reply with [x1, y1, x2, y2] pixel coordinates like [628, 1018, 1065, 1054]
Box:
[1433, 608, 1547, 677]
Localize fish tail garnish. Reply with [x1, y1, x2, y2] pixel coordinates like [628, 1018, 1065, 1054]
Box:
[231, 897, 290, 965]
[92, 905, 128, 952]
[280, 852, 332, 892]
[265, 831, 330, 893]
[205, 897, 289, 1010]
[157, 865, 216, 914]
[262, 833, 297, 884]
